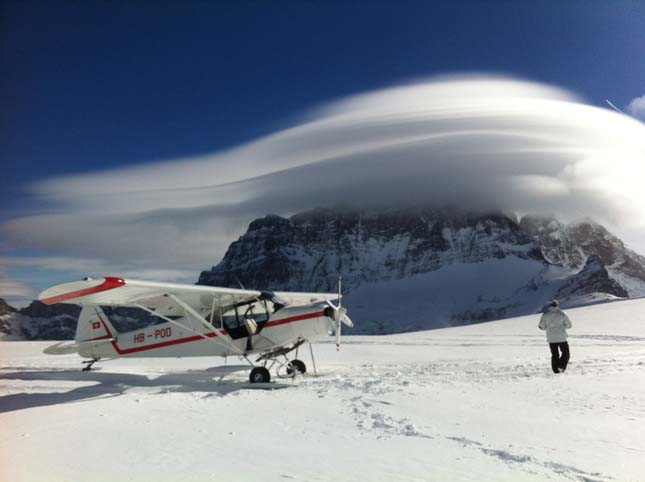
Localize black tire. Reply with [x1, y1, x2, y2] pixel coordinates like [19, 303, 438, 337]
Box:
[286, 359, 307, 375]
[249, 366, 271, 384]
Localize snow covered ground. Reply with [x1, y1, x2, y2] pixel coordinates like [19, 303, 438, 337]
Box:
[1, 299, 644, 482]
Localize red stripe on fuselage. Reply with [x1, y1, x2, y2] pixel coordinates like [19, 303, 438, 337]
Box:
[114, 331, 219, 355]
[41, 277, 125, 305]
[96, 310, 325, 355]
[264, 311, 325, 328]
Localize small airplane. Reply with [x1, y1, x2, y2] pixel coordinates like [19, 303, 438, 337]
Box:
[39, 276, 354, 384]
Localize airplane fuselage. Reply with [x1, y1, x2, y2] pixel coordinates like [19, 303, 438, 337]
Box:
[79, 303, 330, 359]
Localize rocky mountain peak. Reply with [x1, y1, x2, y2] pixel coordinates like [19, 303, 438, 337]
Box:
[199, 206, 543, 293]
[519, 215, 585, 268]
[520, 215, 645, 296]
[0, 300, 80, 340]
[556, 255, 628, 301]
[0, 298, 17, 316]
[568, 221, 625, 265]
[19, 301, 81, 319]
[247, 214, 292, 234]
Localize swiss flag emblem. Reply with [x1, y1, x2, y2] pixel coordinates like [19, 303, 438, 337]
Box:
[92, 321, 101, 330]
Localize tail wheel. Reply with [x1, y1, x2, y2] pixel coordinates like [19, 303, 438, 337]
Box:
[286, 359, 307, 375]
[249, 366, 271, 384]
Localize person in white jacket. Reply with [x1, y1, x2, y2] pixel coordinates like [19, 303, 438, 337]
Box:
[538, 299, 572, 373]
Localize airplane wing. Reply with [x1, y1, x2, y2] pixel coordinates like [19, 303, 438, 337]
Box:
[272, 290, 340, 306]
[38, 277, 338, 315]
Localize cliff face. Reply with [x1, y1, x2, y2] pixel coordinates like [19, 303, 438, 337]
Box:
[0, 299, 16, 316]
[199, 207, 645, 334]
[520, 216, 645, 296]
[199, 207, 543, 292]
[0, 299, 18, 337]
[0, 302, 163, 341]
[0, 301, 80, 340]
[555, 255, 628, 301]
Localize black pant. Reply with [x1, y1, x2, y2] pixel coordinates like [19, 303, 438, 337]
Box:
[549, 342, 570, 373]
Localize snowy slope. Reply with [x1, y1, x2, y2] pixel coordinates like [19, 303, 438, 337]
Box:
[1, 299, 644, 482]
[347, 257, 563, 333]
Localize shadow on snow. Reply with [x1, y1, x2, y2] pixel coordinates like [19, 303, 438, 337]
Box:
[0, 367, 292, 413]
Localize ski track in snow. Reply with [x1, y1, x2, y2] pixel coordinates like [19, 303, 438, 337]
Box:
[303, 365, 618, 482]
[1, 299, 645, 481]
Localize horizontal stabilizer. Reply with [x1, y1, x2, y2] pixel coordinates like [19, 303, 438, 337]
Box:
[77, 338, 115, 345]
[43, 342, 81, 355]
[43, 338, 115, 355]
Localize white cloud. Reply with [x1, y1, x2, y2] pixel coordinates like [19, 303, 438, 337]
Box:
[4, 74, 645, 280]
[0, 276, 36, 299]
[627, 95, 645, 120]
[0, 256, 196, 283]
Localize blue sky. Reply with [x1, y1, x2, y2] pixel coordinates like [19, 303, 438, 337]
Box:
[2, 1, 645, 305]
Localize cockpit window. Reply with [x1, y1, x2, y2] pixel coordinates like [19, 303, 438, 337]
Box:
[219, 306, 240, 329]
[217, 301, 271, 340]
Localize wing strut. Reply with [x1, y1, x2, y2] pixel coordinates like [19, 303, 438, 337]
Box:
[166, 293, 248, 358]
[133, 299, 246, 358]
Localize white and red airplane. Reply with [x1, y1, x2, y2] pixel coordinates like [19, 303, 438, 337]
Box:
[39, 277, 353, 383]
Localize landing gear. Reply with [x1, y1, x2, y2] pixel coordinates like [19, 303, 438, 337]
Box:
[251, 339, 316, 382]
[82, 357, 100, 371]
[286, 359, 307, 375]
[249, 366, 271, 383]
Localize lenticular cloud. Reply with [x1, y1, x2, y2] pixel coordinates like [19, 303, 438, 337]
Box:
[6, 74, 645, 273]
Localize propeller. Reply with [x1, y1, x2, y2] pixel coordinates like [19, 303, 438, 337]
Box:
[326, 276, 353, 351]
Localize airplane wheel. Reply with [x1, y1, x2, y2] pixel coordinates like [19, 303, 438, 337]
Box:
[287, 359, 307, 375]
[250, 366, 271, 384]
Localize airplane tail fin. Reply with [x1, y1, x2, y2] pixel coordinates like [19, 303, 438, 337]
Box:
[75, 306, 118, 342]
[44, 306, 118, 356]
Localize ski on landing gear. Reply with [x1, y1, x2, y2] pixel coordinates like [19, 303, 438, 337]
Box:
[82, 357, 100, 371]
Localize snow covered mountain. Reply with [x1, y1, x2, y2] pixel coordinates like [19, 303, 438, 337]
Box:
[199, 207, 645, 334]
[4, 207, 645, 339]
[0, 300, 80, 341]
[199, 207, 544, 291]
[0, 299, 16, 316]
[520, 215, 645, 296]
[0, 301, 159, 341]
